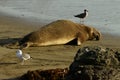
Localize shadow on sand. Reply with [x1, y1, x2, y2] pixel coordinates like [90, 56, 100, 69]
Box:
[0, 62, 17, 65]
[0, 38, 21, 49]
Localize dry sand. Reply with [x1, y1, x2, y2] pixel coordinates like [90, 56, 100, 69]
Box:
[0, 15, 120, 79]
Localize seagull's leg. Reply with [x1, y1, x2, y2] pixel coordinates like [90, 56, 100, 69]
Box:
[21, 60, 24, 65]
[80, 19, 84, 24]
[80, 19, 82, 24]
[82, 19, 84, 24]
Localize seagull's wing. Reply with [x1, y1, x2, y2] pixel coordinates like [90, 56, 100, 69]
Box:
[22, 53, 31, 60]
[74, 14, 81, 17]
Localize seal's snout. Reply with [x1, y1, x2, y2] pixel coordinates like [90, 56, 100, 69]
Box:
[96, 35, 100, 40]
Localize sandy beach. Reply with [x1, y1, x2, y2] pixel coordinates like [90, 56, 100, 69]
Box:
[0, 14, 120, 79]
[0, 0, 120, 79]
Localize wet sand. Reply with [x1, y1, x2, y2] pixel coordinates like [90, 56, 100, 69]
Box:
[0, 15, 120, 79]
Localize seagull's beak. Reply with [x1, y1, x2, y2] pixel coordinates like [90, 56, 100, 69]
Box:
[30, 57, 33, 59]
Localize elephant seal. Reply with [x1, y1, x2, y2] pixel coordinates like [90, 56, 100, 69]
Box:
[19, 20, 101, 49]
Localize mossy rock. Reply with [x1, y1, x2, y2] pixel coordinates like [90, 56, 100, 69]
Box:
[67, 46, 120, 80]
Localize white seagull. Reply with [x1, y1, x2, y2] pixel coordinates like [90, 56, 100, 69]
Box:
[16, 49, 31, 65]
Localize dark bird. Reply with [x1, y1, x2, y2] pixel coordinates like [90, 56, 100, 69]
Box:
[74, 9, 88, 23]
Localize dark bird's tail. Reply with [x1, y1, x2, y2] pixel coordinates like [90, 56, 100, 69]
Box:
[74, 15, 78, 17]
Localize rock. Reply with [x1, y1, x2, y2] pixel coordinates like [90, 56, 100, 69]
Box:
[66, 46, 120, 80]
[20, 68, 68, 80]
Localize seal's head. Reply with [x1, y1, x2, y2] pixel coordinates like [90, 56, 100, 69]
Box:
[88, 27, 101, 41]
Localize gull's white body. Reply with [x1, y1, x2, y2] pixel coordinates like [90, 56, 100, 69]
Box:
[16, 49, 31, 65]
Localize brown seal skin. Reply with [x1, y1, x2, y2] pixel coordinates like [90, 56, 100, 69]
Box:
[19, 20, 101, 49]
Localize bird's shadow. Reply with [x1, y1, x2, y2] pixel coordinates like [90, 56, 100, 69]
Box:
[0, 38, 21, 49]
